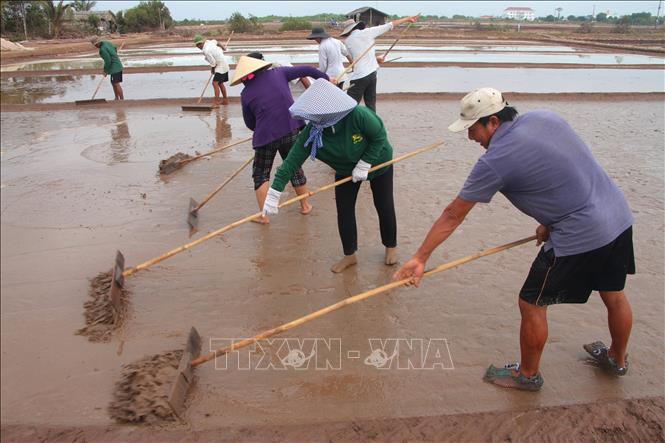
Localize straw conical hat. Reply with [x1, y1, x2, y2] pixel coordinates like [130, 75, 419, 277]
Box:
[230, 55, 272, 86]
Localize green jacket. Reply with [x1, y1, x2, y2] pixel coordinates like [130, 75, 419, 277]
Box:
[272, 106, 393, 192]
[99, 41, 123, 75]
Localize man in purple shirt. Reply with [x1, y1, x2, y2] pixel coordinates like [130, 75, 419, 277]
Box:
[394, 88, 635, 391]
[230, 55, 329, 224]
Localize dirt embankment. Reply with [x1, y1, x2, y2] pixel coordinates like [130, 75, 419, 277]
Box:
[2, 92, 664, 113]
[1, 22, 663, 65]
[2, 396, 663, 442]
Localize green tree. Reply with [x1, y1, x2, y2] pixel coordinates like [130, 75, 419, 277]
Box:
[87, 12, 99, 31]
[41, 0, 72, 37]
[228, 11, 261, 33]
[2, 1, 50, 38]
[614, 16, 631, 33]
[71, 0, 97, 12]
[279, 17, 310, 31]
[628, 12, 653, 25]
[115, 10, 126, 33]
[228, 11, 249, 32]
[123, 0, 172, 32]
[543, 14, 556, 22]
[596, 12, 608, 22]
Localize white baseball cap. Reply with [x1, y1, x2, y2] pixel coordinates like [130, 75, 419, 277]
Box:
[448, 87, 507, 132]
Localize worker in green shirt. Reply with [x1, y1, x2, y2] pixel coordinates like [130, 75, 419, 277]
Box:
[263, 79, 397, 273]
[91, 37, 124, 100]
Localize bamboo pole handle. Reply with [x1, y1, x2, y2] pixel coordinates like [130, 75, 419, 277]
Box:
[333, 42, 375, 83]
[382, 13, 420, 59]
[194, 155, 253, 212]
[179, 136, 252, 166]
[197, 72, 214, 104]
[224, 31, 233, 48]
[278, 141, 442, 209]
[191, 235, 536, 367]
[90, 75, 105, 100]
[123, 141, 443, 277]
[383, 56, 402, 64]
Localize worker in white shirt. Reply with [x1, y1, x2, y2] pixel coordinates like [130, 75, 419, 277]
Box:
[340, 15, 418, 111]
[195, 35, 230, 105]
[306, 27, 350, 88]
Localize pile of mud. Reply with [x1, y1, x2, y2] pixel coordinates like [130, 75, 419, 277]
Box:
[109, 350, 183, 424]
[0, 38, 32, 51]
[76, 270, 128, 342]
[159, 152, 193, 175]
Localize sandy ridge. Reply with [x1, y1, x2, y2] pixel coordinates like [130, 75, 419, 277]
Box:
[1, 396, 663, 442]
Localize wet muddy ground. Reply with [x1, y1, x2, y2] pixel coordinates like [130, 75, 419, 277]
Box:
[2, 67, 664, 105]
[1, 97, 663, 437]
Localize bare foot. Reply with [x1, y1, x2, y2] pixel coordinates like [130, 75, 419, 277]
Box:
[222, 98, 229, 105]
[251, 215, 270, 224]
[331, 254, 357, 273]
[300, 202, 313, 215]
[385, 247, 398, 265]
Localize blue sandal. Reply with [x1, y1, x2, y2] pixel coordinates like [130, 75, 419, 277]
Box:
[583, 341, 628, 376]
[483, 362, 544, 391]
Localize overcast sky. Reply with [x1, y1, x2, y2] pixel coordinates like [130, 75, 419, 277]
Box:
[93, 1, 662, 20]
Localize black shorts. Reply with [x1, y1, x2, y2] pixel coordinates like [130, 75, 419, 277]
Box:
[520, 227, 635, 306]
[110, 71, 123, 84]
[213, 72, 229, 84]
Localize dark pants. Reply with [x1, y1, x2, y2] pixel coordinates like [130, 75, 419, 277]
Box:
[334, 166, 396, 256]
[346, 71, 377, 112]
[252, 131, 306, 190]
[110, 71, 123, 84]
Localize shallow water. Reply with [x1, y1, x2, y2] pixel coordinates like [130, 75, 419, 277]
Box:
[2, 43, 662, 72]
[2, 67, 664, 104]
[1, 98, 663, 428]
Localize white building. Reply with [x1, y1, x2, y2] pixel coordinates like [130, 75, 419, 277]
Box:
[503, 7, 536, 21]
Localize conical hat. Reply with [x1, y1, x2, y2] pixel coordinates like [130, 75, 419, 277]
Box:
[230, 55, 272, 86]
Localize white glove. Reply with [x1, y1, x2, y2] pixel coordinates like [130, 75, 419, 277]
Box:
[262, 188, 282, 216]
[351, 160, 371, 183]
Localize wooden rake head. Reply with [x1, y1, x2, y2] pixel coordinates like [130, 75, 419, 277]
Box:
[109, 250, 125, 311]
[187, 198, 200, 229]
[167, 327, 202, 418]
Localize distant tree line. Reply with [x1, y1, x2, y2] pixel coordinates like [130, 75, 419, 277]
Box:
[539, 11, 658, 25]
[175, 11, 660, 27]
[2, 4, 660, 40]
[0, 0, 174, 39]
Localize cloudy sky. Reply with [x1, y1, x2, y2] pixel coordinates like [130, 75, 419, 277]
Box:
[93, 1, 661, 20]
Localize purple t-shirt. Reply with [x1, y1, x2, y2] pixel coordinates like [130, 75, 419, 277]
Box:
[459, 110, 633, 256]
[240, 66, 328, 148]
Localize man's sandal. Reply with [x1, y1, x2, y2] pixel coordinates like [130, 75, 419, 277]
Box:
[583, 341, 628, 376]
[483, 362, 544, 391]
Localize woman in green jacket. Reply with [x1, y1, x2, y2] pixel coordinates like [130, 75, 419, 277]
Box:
[263, 78, 397, 273]
[91, 37, 124, 100]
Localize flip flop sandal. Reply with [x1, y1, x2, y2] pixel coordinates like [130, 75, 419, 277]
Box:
[583, 341, 629, 376]
[483, 364, 544, 391]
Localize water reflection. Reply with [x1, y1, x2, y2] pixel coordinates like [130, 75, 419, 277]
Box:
[3, 46, 662, 73]
[0, 75, 76, 104]
[214, 109, 232, 148]
[110, 109, 130, 163]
